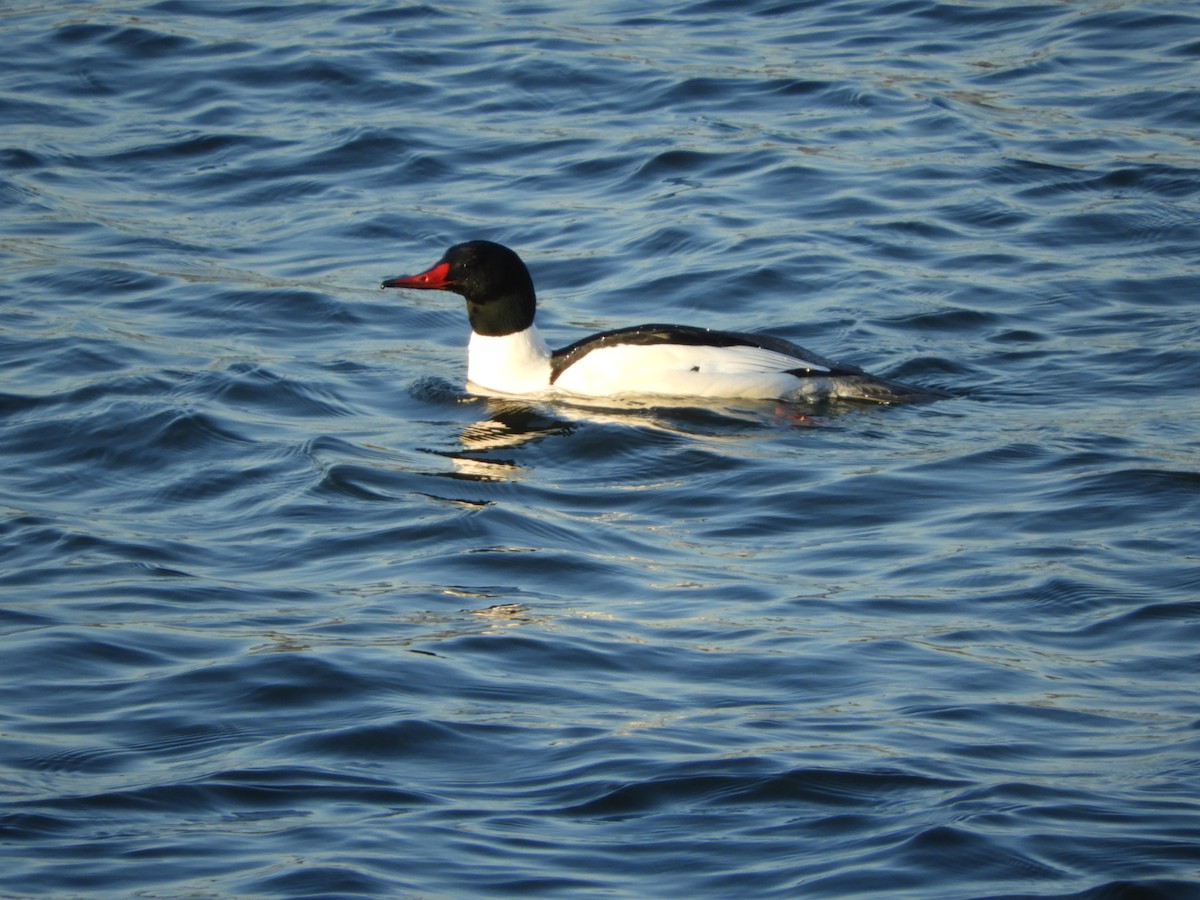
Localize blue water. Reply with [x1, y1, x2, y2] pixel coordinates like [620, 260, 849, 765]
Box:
[3, 1, 1200, 897]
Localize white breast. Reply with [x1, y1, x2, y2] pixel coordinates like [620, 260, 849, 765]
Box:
[467, 327, 553, 395]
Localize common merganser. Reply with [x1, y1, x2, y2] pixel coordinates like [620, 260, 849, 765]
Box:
[381, 240, 941, 404]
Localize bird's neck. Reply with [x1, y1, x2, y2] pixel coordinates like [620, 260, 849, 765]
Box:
[464, 288, 536, 337]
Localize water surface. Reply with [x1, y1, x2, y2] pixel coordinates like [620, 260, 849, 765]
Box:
[2, 1, 1200, 897]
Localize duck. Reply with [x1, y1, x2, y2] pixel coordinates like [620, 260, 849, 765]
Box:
[381, 240, 940, 404]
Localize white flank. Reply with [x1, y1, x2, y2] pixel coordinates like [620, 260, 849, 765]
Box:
[551, 343, 814, 399]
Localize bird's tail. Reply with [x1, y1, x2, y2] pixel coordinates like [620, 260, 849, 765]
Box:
[831, 375, 951, 405]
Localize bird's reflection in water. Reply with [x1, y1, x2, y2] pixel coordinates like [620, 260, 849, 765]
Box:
[426, 397, 576, 481]
[428, 390, 829, 482]
[459, 399, 577, 451]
